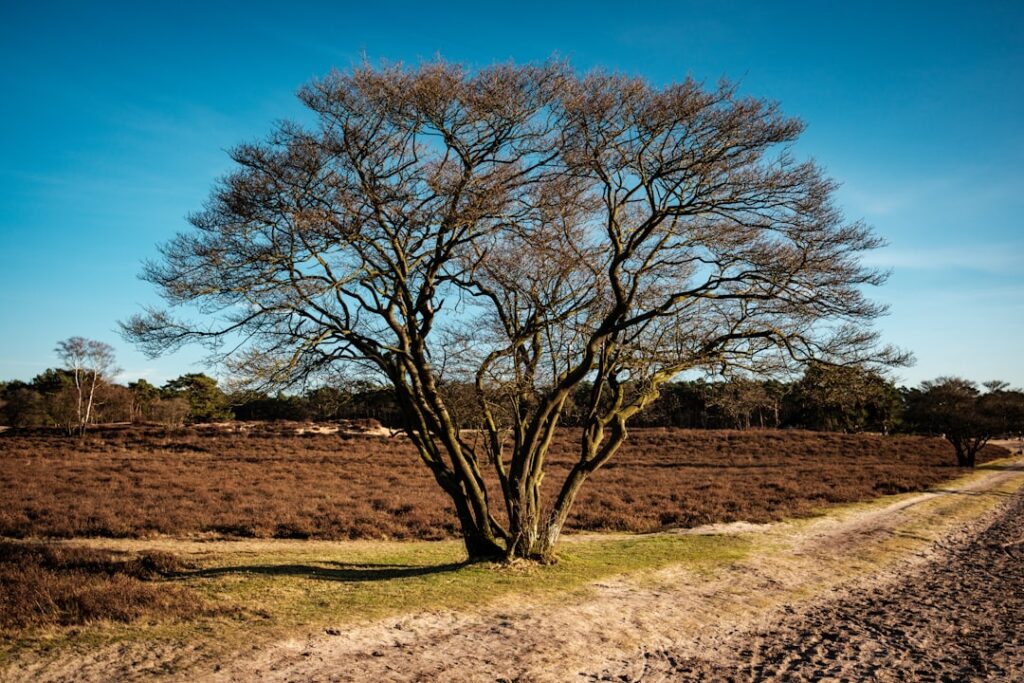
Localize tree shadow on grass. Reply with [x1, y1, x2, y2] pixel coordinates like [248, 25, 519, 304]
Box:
[181, 560, 471, 582]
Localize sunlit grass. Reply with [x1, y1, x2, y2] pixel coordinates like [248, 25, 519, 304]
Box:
[190, 532, 751, 632]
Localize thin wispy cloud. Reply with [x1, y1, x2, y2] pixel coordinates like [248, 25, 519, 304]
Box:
[863, 244, 1022, 274]
[839, 169, 1024, 219]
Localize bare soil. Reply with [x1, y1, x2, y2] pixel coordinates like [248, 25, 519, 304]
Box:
[646, 478, 1024, 681]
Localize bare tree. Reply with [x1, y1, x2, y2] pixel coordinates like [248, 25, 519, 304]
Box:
[124, 60, 904, 560]
[54, 337, 119, 436]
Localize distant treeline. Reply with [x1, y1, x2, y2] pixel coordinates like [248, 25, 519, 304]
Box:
[0, 371, 401, 431]
[2, 364, 1022, 443]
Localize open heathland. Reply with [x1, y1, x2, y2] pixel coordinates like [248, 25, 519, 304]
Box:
[0, 426, 1004, 541]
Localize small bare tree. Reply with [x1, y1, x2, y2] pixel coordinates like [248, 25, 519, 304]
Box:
[124, 60, 904, 560]
[54, 337, 119, 436]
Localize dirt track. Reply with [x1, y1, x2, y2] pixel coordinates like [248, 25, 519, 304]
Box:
[645, 485, 1024, 681]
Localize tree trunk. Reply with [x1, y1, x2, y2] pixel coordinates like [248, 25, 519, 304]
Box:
[504, 461, 549, 560]
[949, 438, 973, 467]
[952, 441, 966, 467]
[965, 442, 981, 468]
[519, 462, 594, 563]
[461, 526, 505, 560]
[952, 435, 988, 468]
[448, 488, 504, 560]
[424, 465, 504, 561]
[505, 515, 558, 562]
[83, 371, 98, 435]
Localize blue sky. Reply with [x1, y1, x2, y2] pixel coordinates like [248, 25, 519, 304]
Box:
[1, 1, 1021, 388]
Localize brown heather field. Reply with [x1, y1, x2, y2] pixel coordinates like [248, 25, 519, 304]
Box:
[0, 425, 1005, 542]
[0, 542, 199, 631]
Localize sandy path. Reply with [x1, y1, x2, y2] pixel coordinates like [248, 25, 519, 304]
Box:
[8, 460, 1023, 682]
[651, 486, 1024, 681]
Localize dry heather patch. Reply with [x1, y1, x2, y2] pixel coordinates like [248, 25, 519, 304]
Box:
[0, 426, 1005, 541]
[0, 542, 200, 631]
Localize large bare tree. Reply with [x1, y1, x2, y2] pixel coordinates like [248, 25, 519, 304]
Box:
[124, 60, 904, 560]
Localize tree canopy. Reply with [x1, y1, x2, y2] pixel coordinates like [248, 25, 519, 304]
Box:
[160, 373, 232, 423]
[124, 60, 904, 560]
[905, 377, 1024, 466]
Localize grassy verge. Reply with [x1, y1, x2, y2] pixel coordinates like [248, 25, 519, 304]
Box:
[192, 532, 752, 632]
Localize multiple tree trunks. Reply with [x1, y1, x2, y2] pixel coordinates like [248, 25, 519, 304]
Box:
[124, 61, 906, 560]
